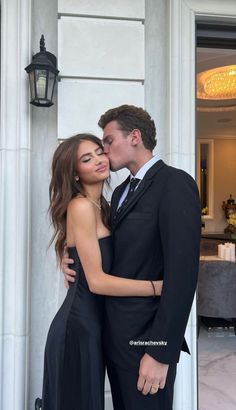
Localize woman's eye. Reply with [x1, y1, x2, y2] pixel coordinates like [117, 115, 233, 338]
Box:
[82, 158, 91, 163]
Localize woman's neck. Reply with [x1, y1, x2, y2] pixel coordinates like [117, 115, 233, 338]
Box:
[82, 183, 103, 202]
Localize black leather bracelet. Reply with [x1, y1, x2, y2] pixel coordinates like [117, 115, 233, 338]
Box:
[150, 280, 156, 297]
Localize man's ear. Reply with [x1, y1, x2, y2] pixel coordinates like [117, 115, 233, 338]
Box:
[130, 129, 142, 146]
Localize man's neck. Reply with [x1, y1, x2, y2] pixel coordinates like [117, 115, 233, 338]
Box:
[128, 152, 154, 176]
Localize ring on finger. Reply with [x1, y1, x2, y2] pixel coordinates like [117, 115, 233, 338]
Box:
[150, 384, 159, 394]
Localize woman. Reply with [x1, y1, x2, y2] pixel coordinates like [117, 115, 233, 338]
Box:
[40, 134, 163, 410]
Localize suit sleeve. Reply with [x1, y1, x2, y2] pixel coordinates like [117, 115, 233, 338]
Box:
[145, 170, 201, 364]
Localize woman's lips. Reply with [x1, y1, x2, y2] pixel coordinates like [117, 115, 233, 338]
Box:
[96, 165, 108, 172]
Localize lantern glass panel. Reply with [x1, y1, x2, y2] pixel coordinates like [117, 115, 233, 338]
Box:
[47, 71, 56, 101]
[35, 69, 47, 99]
[29, 71, 36, 100]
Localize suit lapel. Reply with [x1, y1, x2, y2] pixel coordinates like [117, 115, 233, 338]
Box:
[111, 176, 130, 227]
[112, 178, 153, 227]
[112, 160, 166, 230]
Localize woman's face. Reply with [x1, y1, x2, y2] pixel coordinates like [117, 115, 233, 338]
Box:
[76, 140, 110, 185]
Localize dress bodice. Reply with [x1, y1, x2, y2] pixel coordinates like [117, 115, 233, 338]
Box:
[66, 235, 113, 323]
[68, 236, 113, 284]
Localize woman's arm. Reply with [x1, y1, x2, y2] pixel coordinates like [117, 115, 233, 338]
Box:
[67, 199, 163, 297]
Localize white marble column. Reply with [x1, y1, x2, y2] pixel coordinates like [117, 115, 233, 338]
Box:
[145, 0, 168, 160]
[168, 1, 198, 409]
[0, 0, 31, 409]
[28, 1, 60, 408]
[145, 1, 198, 409]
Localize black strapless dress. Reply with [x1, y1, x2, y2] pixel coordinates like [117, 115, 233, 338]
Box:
[41, 236, 113, 410]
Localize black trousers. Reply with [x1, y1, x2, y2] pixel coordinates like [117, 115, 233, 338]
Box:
[106, 360, 177, 410]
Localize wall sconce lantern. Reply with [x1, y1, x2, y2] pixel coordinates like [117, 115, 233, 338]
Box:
[25, 35, 59, 107]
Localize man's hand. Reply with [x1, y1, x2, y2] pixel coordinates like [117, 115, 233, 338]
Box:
[137, 353, 169, 395]
[61, 247, 76, 288]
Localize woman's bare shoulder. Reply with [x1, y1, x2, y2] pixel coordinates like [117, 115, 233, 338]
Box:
[67, 196, 94, 217]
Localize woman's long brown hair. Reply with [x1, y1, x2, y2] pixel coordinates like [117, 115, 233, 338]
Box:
[48, 134, 110, 263]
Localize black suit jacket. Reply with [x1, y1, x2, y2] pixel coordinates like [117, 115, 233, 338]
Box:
[104, 160, 201, 370]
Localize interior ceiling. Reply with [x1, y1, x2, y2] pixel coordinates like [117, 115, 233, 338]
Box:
[197, 47, 236, 139]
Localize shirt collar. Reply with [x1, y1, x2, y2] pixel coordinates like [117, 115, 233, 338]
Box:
[130, 154, 159, 181]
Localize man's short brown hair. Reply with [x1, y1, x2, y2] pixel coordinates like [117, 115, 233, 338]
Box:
[98, 105, 157, 151]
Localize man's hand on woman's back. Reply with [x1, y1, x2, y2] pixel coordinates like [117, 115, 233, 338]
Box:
[62, 246, 76, 288]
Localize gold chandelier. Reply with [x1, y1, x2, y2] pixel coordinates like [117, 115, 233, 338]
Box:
[197, 65, 236, 100]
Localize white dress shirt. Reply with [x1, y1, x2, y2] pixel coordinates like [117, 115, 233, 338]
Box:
[118, 154, 159, 208]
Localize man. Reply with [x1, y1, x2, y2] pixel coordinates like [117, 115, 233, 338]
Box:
[63, 105, 201, 409]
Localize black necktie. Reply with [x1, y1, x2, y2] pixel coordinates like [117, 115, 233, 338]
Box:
[116, 178, 140, 214]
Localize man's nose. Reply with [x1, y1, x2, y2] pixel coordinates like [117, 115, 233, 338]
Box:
[103, 144, 109, 154]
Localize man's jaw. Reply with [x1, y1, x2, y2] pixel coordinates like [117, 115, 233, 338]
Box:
[107, 157, 127, 172]
[109, 162, 124, 172]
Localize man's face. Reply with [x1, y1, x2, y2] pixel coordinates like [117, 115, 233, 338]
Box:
[102, 120, 131, 171]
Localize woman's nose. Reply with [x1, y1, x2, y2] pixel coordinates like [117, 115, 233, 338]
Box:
[95, 155, 102, 164]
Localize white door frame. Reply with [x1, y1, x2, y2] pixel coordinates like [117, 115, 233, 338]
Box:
[168, 1, 236, 409]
